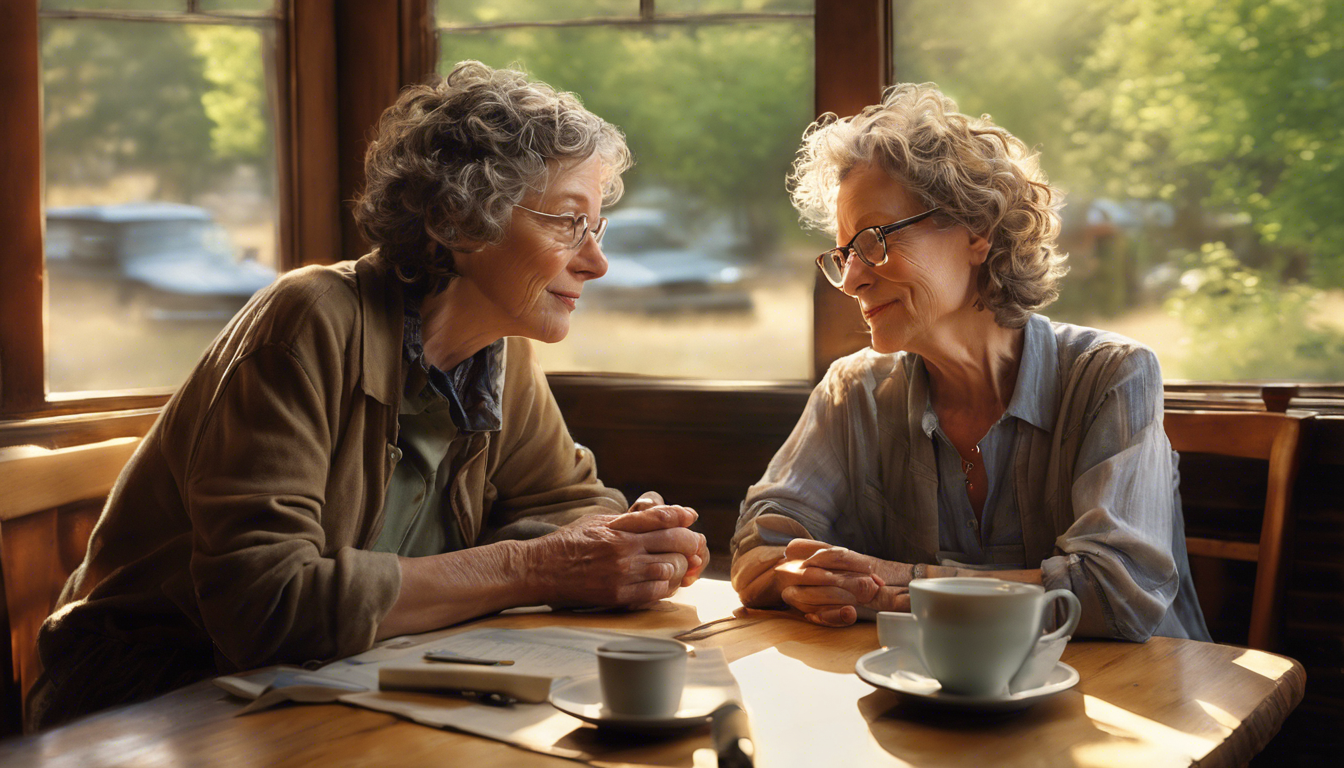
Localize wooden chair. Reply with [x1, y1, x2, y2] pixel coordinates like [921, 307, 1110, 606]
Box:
[1165, 410, 1309, 651]
[0, 437, 141, 731]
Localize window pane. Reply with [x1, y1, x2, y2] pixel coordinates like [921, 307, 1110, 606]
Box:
[657, 1, 813, 13]
[439, 17, 819, 380]
[42, 19, 280, 393]
[41, 1, 183, 11]
[435, 1, 637, 26]
[199, 0, 276, 14]
[893, 0, 1344, 382]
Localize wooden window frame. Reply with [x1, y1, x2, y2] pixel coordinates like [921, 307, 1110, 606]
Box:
[3, 0, 1340, 426]
[0, 0, 344, 420]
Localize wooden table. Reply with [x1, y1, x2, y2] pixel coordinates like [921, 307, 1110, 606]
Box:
[0, 578, 1304, 767]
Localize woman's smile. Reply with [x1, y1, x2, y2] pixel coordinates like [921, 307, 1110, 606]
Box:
[549, 290, 579, 310]
[863, 300, 899, 320]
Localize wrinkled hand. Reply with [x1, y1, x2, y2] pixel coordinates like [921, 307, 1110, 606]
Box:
[774, 539, 914, 627]
[525, 492, 706, 608]
[627, 493, 710, 587]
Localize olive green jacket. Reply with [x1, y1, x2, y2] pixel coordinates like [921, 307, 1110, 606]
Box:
[38, 253, 626, 676]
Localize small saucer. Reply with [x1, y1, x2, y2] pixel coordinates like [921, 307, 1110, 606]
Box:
[855, 648, 1079, 712]
[548, 676, 718, 732]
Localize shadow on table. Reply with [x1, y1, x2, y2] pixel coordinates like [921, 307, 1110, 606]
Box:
[856, 688, 1120, 766]
[552, 721, 712, 767]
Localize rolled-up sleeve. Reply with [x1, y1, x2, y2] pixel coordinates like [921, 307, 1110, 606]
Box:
[1040, 348, 1180, 641]
[186, 343, 402, 671]
[732, 369, 857, 558]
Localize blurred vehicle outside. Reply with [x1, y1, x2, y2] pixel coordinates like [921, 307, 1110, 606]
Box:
[46, 202, 276, 323]
[585, 206, 754, 314]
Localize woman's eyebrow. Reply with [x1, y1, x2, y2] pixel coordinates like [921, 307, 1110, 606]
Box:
[543, 191, 595, 213]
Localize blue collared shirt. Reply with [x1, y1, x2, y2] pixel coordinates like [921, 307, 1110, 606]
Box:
[922, 318, 1058, 569]
[735, 314, 1211, 641]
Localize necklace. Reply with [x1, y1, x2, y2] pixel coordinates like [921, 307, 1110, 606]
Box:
[960, 444, 981, 491]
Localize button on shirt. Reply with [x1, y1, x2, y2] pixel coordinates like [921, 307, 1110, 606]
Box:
[373, 292, 505, 558]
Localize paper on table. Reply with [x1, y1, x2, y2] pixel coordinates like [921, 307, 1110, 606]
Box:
[215, 627, 742, 762]
[314, 626, 621, 691]
[214, 627, 618, 710]
[347, 646, 742, 761]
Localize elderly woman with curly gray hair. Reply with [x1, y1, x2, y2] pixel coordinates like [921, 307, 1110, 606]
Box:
[731, 83, 1209, 643]
[31, 61, 708, 729]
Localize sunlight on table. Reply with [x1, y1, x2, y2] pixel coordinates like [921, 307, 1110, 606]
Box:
[1075, 694, 1215, 765]
[1232, 649, 1296, 681]
[1195, 699, 1243, 732]
[731, 647, 902, 767]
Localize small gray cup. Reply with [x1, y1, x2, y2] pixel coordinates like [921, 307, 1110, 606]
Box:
[596, 638, 688, 717]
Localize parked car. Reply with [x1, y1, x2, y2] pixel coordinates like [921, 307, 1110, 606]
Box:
[584, 207, 753, 313]
[45, 202, 276, 322]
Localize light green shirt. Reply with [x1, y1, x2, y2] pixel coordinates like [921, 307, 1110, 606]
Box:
[372, 364, 470, 557]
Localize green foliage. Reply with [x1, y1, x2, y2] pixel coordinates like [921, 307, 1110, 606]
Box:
[41, 19, 272, 198]
[42, 19, 215, 196]
[190, 26, 271, 161]
[1165, 243, 1344, 380]
[1062, 0, 1344, 285]
[439, 19, 813, 254]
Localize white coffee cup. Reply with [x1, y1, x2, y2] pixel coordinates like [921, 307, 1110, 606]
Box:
[881, 577, 1081, 697]
[595, 637, 688, 717]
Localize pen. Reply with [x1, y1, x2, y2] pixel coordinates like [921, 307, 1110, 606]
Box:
[458, 690, 516, 707]
[423, 651, 515, 666]
[712, 703, 755, 768]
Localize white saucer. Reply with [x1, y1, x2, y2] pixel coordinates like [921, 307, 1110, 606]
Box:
[855, 648, 1080, 712]
[548, 676, 718, 731]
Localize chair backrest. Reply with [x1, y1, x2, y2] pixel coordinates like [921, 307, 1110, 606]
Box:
[0, 437, 141, 728]
[1164, 410, 1309, 650]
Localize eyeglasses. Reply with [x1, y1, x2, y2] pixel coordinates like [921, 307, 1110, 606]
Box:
[815, 207, 941, 287]
[514, 205, 608, 250]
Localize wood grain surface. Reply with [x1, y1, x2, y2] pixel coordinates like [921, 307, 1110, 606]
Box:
[0, 579, 1304, 768]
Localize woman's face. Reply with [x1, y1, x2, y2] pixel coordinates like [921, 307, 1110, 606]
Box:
[834, 162, 989, 354]
[453, 154, 609, 344]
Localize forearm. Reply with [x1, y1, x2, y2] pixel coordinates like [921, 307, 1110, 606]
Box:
[376, 540, 537, 640]
[924, 564, 1043, 585]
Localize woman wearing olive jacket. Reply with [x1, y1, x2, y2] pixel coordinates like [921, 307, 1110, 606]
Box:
[31, 62, 707, 729]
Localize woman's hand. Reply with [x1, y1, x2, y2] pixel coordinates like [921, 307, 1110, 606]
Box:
[625, 493, 710, 587]
[522, 492, 707, 608]
[774, 539, 918, 627]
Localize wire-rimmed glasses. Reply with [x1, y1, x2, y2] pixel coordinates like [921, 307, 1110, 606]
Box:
[514, 204, 608, 250]
[815, 207, 941, 287]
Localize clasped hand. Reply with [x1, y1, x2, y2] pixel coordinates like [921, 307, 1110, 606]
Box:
[774, 539, 915, 627]
[532, 492, 709, 608]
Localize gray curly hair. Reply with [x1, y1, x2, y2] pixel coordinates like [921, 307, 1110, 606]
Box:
[788, 83, 1067, 329]
[353, 60, 633, 283]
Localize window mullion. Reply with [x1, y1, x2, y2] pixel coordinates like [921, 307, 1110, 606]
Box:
[0, 0, 47, 415]
[811, 0, 892, 382]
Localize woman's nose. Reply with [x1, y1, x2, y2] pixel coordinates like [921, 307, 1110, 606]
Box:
[840, 252, 874, 296]
[573, 233, 608, 280]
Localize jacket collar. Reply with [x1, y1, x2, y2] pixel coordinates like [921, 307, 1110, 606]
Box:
[355, 252, 405, 406]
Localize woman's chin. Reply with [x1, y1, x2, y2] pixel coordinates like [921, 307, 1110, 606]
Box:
[528, 318, 570, 344]
[869, 331, 908, 355]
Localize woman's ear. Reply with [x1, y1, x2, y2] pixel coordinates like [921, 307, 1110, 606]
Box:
[966, 230, 991, 265]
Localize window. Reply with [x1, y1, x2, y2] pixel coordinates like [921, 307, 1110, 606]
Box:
[434, 1, 823, 381]
[39, 1, 282, 393]
[892, 0, 1344, 383]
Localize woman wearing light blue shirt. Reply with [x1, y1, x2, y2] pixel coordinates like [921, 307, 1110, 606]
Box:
[730, 84, 1209, 642]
